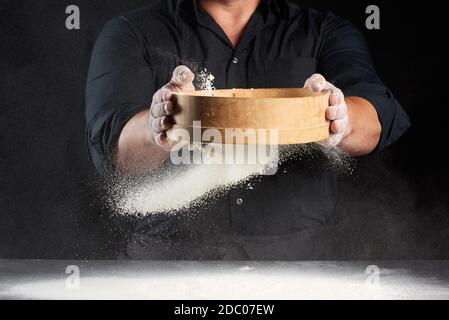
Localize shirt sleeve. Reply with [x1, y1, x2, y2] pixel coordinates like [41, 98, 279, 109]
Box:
[85, 16, 156, 174]
[317, 12, 411, 152]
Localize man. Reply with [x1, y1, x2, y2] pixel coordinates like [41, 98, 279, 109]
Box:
[86, 0, 410, 259]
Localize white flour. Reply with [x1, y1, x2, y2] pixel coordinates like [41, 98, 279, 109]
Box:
[113, 144, 278, 215]
[195, 68, 216, 95]
[5, 263, 447, 300]
[110, 144, 351, 216]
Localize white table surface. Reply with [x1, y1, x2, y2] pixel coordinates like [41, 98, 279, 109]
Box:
[1, 260, 448, 300]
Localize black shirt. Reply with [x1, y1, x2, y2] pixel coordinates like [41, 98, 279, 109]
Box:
[85, 0, 410, 259]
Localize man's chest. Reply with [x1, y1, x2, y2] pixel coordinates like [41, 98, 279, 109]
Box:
[145, 23, 320, 90]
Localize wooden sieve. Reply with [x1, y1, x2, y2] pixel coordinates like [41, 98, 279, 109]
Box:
[168, 88, 330, 145]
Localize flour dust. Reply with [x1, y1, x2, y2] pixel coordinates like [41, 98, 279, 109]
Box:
[112, 157, 275, 216]
[109, 144, 353, 217]
[195, 68, 216, 94]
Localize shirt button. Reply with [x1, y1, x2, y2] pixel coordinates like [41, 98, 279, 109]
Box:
[232, 57, 239, 64]
[236, 198, 243, 205]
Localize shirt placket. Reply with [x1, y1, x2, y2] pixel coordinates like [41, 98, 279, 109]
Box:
[193, 3, 266, 233]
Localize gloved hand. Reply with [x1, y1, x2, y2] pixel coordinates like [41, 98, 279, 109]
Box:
[304, 74, 349, 147]
[149, 65, 195, 151]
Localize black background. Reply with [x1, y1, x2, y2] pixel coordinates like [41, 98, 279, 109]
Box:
[0, 0, 447, 259]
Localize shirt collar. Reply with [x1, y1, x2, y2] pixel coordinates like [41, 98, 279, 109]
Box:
[174, 0, 291, 27]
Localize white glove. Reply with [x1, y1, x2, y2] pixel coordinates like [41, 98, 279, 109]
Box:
[304, 74, 349, 147]
[149, 65, 195, 150]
